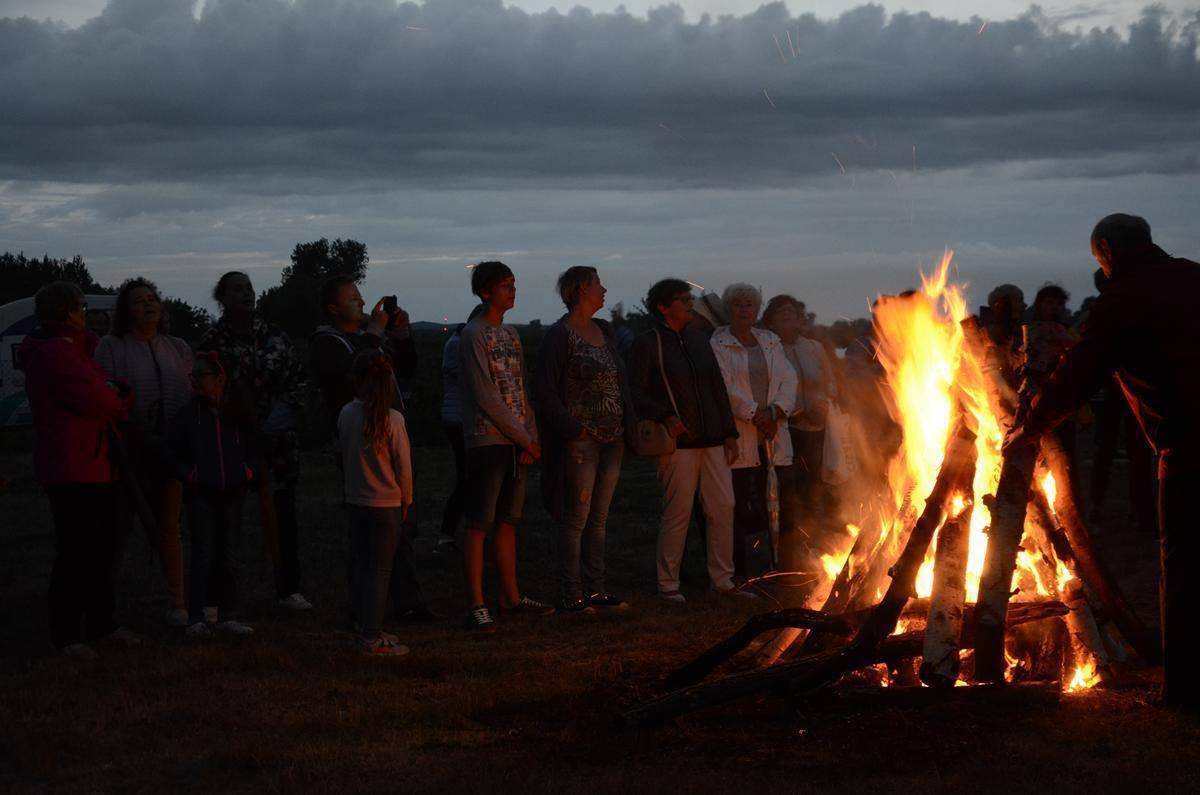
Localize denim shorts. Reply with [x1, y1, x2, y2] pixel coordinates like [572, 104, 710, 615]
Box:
[465, 444, 527, 527]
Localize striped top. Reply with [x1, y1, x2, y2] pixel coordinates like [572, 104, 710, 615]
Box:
[95, 333, 194, 437]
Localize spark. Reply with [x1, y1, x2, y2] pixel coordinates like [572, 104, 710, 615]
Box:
[772, 34, 787, 63]
[913, 144, 918, 175]
[657, 123, 685, 140]
[762, 88, 777, 109]
[405, 25, 427, 31]
[465, 263, 478, 270]
[685, 279, 706, 292]
[831, 152, 846, 175]
[977, 21, 988, 35]
[886, 169, 899, 184]
[786, 29, 797, 58]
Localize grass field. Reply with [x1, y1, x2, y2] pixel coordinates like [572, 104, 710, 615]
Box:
[1, 434, 1198, 793]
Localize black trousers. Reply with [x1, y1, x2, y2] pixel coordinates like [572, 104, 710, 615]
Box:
[1157, 452, 1200, 710]
[1092, 388, 1157, 533]
[45, 483, 121, 648]
[273, 486, 300, 597]
[441, 423, 467, 538]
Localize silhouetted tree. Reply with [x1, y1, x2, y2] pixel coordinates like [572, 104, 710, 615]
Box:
[163, 297, 213, 343]
[0, 252, 112, 305]
[257, 238, 369, 339]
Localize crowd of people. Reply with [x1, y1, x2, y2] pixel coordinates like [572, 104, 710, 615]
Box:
[15, 213, 1199, 710]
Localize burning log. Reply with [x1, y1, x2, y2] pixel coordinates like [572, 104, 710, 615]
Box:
[666, 609, 852, 689]
[919, 491, 975, 688]
[1027, 492, 1114, 684]
[972, 441, 1038, 683]
[617, 597, 1068, 727]
[1039, 436, 1160, 664]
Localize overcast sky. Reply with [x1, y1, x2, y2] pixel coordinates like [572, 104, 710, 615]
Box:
[1, 0, 1198, 323]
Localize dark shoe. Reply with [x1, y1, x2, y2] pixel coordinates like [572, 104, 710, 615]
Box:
[433, 537, 459, 555]
[499, 596, 556, 617]
[464, 605, 496, 631]
[587, 592, 629, 611]
[396, 605, 439, 623]
[557, 597, 595, 614]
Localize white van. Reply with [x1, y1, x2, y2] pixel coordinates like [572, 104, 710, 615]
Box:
[0, 294, 118, 427]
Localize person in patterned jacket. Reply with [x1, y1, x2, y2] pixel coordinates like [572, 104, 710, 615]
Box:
[197, 271, 312, 612]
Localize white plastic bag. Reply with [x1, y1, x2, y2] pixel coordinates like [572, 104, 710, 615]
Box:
[822, 404, 858, 486]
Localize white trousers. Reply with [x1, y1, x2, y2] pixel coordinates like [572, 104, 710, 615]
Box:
[655, 446, 735, 592]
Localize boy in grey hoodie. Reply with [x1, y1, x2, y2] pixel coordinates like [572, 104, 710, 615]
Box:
[458, 262, 553, 629]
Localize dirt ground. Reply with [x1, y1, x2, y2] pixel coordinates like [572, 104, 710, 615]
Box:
[1, 433, 1197, 793]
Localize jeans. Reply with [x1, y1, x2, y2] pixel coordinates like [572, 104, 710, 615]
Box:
[1157, 451, 1200, 710]
[656, 446, 735, 592]
[441, 423, 467, 538]
[348, 505, 402, 639]
[44, 483, 120, 648]
[188, 488, 244, 623]
[559, 438, 624, 599]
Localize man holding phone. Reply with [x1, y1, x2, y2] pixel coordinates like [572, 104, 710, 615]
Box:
[310, 276, 417, 436]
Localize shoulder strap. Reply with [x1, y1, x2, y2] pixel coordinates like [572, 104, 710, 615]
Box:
[654, 329, 681, 418]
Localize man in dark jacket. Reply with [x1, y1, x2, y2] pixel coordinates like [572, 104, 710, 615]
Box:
[309, 275, 418, 435]
[308, 275, 429, 621]
[1007, 213, 1200, 711]
[628, 278, 743, 603]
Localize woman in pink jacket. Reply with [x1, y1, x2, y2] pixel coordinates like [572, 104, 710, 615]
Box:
[18, 282, 137, 660]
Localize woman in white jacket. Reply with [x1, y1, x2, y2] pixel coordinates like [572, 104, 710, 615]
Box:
[710, 283, 797, 579]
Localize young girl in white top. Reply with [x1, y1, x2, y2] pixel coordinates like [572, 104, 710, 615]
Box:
[337, 349, 414, 656]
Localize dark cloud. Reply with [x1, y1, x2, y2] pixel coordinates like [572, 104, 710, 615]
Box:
[1, 0, 1197, 191]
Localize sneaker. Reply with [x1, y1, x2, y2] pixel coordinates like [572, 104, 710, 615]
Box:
[557, 597, 595, 614]
[587, 592, 629, 611]
[102, 627, 144, 647]
[62, 643, 98, 661]
[396, 605, 439, 623]
[166, 608, 189, 627]
[203, 606, 218, 623]
[360, 636, 410, 657]
[658, 590, 687, 605]
[216, 620, 255, 636]
[465, 605, 496, 630]
[186, 622, 215, 639]
[278, 593, 313, 610]
[433, 537, 459, 555]
[500, 596, 556, 616]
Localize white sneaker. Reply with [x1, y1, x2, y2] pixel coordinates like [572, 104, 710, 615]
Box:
[62, 643, 98, 661]
[216, 620, 255, 636]
[658, 590, 687, 605]
[186, 622, 214, 639]
[203, 606, 219, 623]
[278, 593, 313, 610]
[166, 608, 189, 627]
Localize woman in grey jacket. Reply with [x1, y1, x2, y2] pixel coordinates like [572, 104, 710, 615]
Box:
[94, 277, 194, 626]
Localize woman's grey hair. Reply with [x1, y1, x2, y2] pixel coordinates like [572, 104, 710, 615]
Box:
[721, 282, 762, 318]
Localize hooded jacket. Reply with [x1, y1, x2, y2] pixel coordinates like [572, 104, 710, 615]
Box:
[628, 319, 738, 450]
[1025, 243, 1200, 458]
[17, 325, 131, 484]
[166, 397, 254, 493]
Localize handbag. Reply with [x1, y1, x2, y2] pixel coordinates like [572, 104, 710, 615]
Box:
[636, 330, 683, 457]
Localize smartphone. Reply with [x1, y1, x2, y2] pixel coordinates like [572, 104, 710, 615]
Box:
[382, 295, 398, 315]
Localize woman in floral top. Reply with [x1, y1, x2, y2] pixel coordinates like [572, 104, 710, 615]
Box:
[537, 267, 637, 613]
[197, 271, 312, 611]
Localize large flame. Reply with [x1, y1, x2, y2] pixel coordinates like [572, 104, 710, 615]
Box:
[811, 251, 1094, 690]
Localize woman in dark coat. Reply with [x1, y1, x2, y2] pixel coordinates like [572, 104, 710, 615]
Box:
[537, 267, 637, 613]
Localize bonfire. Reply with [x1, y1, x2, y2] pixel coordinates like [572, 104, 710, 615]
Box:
[621, 253, 1158, 727]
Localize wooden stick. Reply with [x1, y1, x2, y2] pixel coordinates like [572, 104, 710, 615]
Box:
[617, 596, 1067, 727]
[1039, 436, 1161, 664]
[920, 489, 975, 688]
[973, 440, 1038, 683]
[666, 609, 851, 689]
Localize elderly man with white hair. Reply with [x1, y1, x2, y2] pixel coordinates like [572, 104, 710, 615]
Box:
[710, 283, 797, 579]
